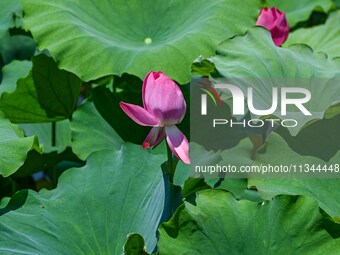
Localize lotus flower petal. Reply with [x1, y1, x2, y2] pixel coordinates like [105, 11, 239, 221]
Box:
[142, 127, 166, 149]
[256, 7, 289, 46]
[120, 102, 159, 126]
[142, 71, 186, 125]
[165, 125, 190, 164]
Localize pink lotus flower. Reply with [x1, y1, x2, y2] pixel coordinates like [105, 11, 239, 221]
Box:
[256, 7, 289, 46]
[120, 71, 190, 164]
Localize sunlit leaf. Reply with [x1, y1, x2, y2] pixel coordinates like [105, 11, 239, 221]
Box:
[219, 133, 340, 217]
[0, 54, 81, 123]
[284, 10, 340, 59]
[0, 146, 165, 254]
[22, 0, 260, 83]
[248, 178, 340, 218]
[267, 0, 334, 27]
[0, 113, 41, 177]
[0, 0, 22, 37]
[213, 27, 340, 135]
[159, 190, 340, 254]
[0, 60, 31, 95]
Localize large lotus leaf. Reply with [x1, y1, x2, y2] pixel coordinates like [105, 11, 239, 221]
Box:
[248, 178, 340, 218]
[158, 190, 340, 254]
[71, 101, 123, 160]
[219, 133, 340, 216]
[21, 0, 260, 83]
[213, 27, 340, 135]
[284, 11, 340, 59]
[0, 113, 41, 177]
[0, 146, 165, 254]
[0, 54, 81, 123]
[0, 0, 21, 37]
[0, 60, 31, 95]
[267, 0, 334, 27]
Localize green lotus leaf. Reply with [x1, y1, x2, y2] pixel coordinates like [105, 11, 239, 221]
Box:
[0, 34, 35, 64]
[22, 0, 260, 83]
[158, 190, 340, 254]
[213, 27, 340, 135]
[71, 101, 123, 160]
[0, 60, 31, 95]
[325, 102, 340, 119]
[12, 147, 79, 179]
[31, 54, 82, 118]
[248, 178, 340, 218]
[192, 57, 217, 77]
[219, 133, 340, 178]
[0, 54, 81, 123]
[219, 132, 340, 216]
[0, 146, 165, 254]
[0, 0, 21, 37]
[0, 197, 10, 209]
[0, 113, 42, 177]
[335, 0, 340, 8]
[284, 11, 340, 59]
[14, 120, 75, 178]
[216, 178, 263, 202]
[20, 120, 71, 154]
[0, 71, 62, 122]
[267, 0, 334, 27]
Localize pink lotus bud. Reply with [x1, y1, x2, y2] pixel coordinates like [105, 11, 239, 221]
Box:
[256, 7, 289, 46]
[120, 71, 190, 164]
